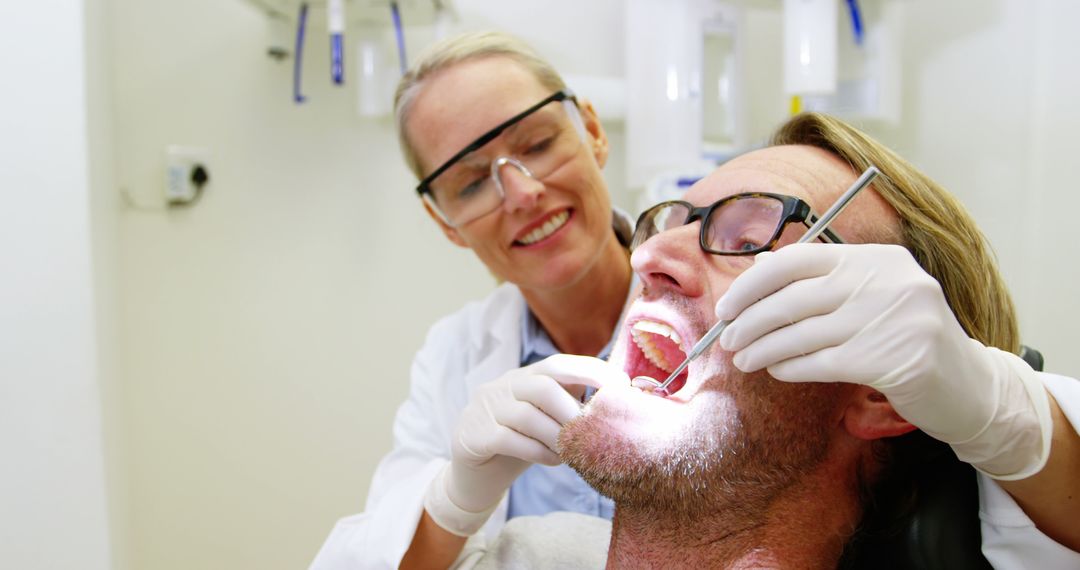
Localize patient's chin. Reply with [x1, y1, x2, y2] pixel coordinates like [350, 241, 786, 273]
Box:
[558, 400, 659, 506]
[559, 368, 846, 516]
[559, 386, 732, 512]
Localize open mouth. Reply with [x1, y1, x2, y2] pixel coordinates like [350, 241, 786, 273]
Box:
[628, 319, 690, 396]
[514, 209, 571, 246]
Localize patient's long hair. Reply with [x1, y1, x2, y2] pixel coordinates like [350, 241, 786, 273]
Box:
[769, 112, 1019, 353]
[769, 113, 1020, 566]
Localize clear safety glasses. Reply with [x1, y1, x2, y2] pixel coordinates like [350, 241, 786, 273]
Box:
[415, 90, 588, 227]
[631, 192, 847, 256]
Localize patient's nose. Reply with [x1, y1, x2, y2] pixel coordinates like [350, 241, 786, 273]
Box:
[631, 223, 705, 298]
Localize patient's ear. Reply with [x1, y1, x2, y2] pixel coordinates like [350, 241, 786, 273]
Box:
[423, 200, 468, 248]
[843, 387, 917, 440]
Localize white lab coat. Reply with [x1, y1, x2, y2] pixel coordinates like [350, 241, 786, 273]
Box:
[978, 373, 1080, 569]
[310, 283, 1080, 569]
[312, 283, 527, 570]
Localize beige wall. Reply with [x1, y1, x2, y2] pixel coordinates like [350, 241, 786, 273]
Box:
[55, 0, 1080, 569]
[86, 0, 128, 565]
[109, 2, 478, 568]
[107, 1, 627, 568]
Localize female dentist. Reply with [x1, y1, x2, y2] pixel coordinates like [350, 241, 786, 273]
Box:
[312, 31, 634, 569]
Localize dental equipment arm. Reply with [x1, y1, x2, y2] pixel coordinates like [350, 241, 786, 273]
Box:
[641, 166, 880, 393]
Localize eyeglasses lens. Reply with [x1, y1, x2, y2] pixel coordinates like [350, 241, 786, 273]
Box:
[704, 197, 785, 254]
[632, 196, 786, 255]
[427, 100, 582, 226]
[631, 202, 691, 251]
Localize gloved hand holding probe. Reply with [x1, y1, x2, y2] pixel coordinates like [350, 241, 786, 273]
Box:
[715, 243, 1053, 480]
[423, 354, 628, 536]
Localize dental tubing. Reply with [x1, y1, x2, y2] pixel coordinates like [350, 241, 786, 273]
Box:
[328, 0, 345, 85]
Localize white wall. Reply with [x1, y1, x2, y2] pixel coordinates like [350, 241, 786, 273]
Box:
[885, 0, 1080, 379]
[0, 1, 114, 568]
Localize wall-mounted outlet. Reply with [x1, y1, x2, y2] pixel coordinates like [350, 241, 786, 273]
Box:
[165, 146, 210, 206]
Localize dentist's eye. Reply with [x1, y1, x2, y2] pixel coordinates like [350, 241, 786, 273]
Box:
[522, 136, 554, 156]
[456, 179, 485, 200]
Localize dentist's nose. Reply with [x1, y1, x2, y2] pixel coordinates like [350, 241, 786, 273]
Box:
[493, 158, 545, 212]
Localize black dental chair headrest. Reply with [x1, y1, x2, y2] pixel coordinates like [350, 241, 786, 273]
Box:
[840, 345, 1045, 570]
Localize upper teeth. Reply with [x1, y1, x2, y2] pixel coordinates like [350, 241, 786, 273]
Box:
[518, 211, 569, 245]
[631, 320, 682, 372]
[632, 320, 682, 344]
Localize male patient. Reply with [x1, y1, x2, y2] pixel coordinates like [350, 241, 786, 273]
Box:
[450, 112, 1079, 570]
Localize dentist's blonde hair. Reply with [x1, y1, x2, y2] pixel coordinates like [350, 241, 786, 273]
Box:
[393, 31, 568, 179]
[770, 113, 1020, 354]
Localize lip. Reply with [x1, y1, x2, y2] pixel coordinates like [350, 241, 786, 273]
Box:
[511, 207, 573, 247]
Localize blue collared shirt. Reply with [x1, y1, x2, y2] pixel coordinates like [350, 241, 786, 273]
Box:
[506, 210, 635, 521]
[506, 300, 625, 522]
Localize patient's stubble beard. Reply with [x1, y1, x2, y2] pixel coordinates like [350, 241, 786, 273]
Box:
[559, 360, 844, 523]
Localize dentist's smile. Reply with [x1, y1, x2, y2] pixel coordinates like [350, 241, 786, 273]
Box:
[512, 208, 572, 247]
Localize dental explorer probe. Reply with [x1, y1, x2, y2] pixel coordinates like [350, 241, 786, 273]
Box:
[636, 165, 882, 395]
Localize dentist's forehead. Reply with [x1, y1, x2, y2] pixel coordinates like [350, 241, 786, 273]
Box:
[683, 145, 856, 209]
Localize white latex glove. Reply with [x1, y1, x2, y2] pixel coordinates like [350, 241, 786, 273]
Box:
[714, 243, 1052, 480]
[424, 354, 629, 536]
